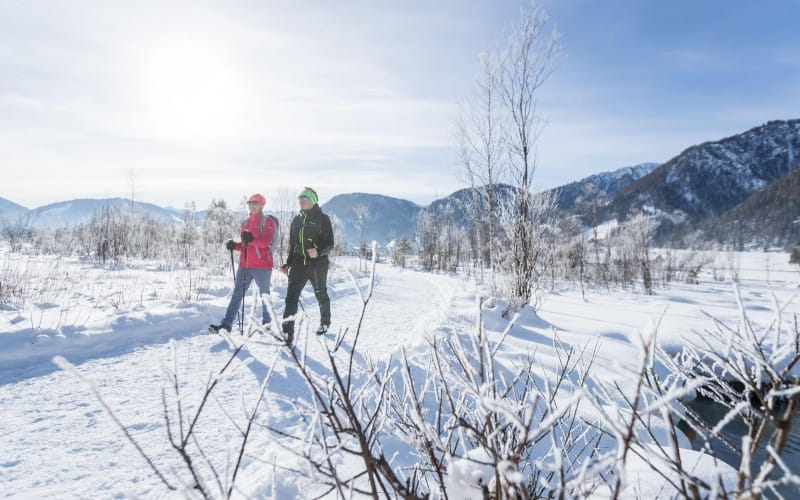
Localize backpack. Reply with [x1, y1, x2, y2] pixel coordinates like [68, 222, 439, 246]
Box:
[260, 214, 280, 250]
[241, 214, 280, 250]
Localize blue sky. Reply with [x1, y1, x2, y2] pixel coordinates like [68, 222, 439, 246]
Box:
[1, 1, 798, 210]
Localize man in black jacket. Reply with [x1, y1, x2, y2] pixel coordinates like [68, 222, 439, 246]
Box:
[281, 187, 334, 345]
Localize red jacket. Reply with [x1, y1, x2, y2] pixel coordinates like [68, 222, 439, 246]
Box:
[235, 213, 276, 269]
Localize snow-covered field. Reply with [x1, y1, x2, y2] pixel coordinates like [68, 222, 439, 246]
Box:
[1, 249, 798, 498]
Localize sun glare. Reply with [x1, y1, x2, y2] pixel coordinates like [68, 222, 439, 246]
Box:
[139, 40, 245, 142]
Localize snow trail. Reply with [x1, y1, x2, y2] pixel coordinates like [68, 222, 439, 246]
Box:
[0, 260, 464, 498]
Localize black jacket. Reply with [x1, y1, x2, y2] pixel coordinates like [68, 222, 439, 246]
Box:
[286, 204, 334, 267]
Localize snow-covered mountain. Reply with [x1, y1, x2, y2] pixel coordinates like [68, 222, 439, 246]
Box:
[698, 167, 800, 249]
[6, 119, 797, 247]
[0, 164, 656, 246]
[553, 162, 660, 212]
[422, 183, 518, 228]
[604, 120, 800, 223]
[0, 197, 28, 219]
[322, 193, 421, 248]
[27, 198, 186, 228]
[417, 166, 662, 237]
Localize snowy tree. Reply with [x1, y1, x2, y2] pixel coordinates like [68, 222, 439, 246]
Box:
[497, 188, 558, 306]
[129, 215, 166, 261]
[178, 201, 199, 267]
[622, 213, 660, 295]
[0, 212, 34, 252]
[271, 187, 296, 266]
[329, 213, 345, 258]
[416, 210, 438, 271]
[202, 199, 235, 247]
[354, 204, 370, 265]
[457, 50, 506, 276]
[201, 199, 236, 268]
[560, 215, 588, 298]
[392, 235, 412, 268]
[496, 1, 560, 305]
[576, 182, 607, 285]
[87, 202, 129, 263]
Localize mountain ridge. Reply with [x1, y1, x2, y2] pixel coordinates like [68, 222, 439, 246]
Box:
[0, 197, 29, 219]
[604, 119, 800, 223]
[4, 119, 799, 248]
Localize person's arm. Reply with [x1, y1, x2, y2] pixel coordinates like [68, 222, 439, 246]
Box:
[317, 214, 334, 257]
[284, 217, 297, 268]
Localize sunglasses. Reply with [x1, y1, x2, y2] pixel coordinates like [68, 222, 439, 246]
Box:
[298, 195, 310, 200]
[247, 200, 261, 205]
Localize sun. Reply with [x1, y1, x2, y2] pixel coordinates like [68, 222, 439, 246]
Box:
[138, 39, 245, 142]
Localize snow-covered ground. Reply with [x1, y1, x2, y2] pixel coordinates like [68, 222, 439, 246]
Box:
[0, 252, 465, 497]
[1, 249, 799, 498]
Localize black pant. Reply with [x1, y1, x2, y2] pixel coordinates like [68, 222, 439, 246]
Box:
[283, 257, 331, 336]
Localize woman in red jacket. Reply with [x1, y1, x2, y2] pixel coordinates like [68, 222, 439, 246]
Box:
[209, 193, 276, 333]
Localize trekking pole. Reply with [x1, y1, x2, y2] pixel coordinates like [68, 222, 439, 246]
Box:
[240, 244, 248, 335]
[229, 248, 236, 283]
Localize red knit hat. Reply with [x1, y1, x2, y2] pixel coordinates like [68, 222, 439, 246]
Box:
[248, 193, 266, 206]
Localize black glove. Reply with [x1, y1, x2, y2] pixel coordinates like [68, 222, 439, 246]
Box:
[241, 230, 254, 245]
[225, 240, 236, 251]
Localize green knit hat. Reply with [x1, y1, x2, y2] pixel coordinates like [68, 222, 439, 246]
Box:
[299, 187, 318, 204]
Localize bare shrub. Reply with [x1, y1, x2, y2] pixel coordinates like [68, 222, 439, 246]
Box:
[657, 286, 800, 497]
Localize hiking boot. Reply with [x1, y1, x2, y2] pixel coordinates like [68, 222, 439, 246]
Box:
[208, 323, 231, 334]
[315, 324, 329, 336]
